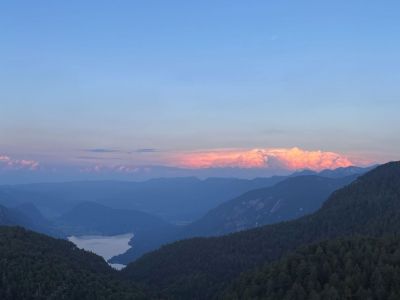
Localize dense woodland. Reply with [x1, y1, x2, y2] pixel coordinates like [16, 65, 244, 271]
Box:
[180, 174, 357, 238]
[0, 227, 148, 299]
[225, 236, 400, 299]
[122, 162, 400, 299]
[0, 162, 399, 299]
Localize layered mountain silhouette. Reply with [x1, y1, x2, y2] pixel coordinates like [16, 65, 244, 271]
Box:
[121, 162, 400, 299]
[0, 163, 396, 299]
[114, 166, 370, 264]
[0, 204, 25, 226]
[55, 201, 175, 236]
[55, 202, 178, 263]
[180, 175, 357, 238]
[0, 176, 286, 223]
[291, 165, 375, 178]
[0, 203, 62, 237]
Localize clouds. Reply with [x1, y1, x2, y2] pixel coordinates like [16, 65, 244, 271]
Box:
[84, 148, 120, 153]
[264, 148, 354, 170]
[135, 148, 157, 153]
[0, 146, 367, 184]
[1, 147, 357, 173]
[172, 149, 267, 169]
[0, 155, 39, 171]
[171, 147, 354, 171]
[71, 147, 358, 183]
[83, 148, 158, 154]
[80, 164, 146, 174]
[62, 146, 360, 172]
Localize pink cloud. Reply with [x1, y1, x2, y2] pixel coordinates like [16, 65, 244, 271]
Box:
[0, 155, 39, 171]
[173, 149, 267, 169]
[76, 146, 370, 174]
[80, 164, 145, 173]
[170, 147, 356, 171]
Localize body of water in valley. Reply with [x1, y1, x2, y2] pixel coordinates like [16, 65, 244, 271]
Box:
[68, 233, 133, 270]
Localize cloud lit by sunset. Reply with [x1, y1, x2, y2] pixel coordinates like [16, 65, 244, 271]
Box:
[0, 155, 39, 171]
[0, 147, 368, 181]
[172, 147, 354, 171]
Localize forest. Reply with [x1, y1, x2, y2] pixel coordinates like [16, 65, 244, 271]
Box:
[225, 236, 400, 299]
[0, 162, 400, 299]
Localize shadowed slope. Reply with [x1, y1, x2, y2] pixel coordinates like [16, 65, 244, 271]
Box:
[181, 175, 357, 238]
[122, 162, 400, 299]
[0, 226, 148, 299]
[225, 236, 400, 299]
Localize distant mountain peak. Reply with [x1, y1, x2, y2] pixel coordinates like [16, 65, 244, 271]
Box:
[122, 162, 400, 299]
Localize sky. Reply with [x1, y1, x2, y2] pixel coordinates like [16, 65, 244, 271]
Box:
[0, 1, 399, 182]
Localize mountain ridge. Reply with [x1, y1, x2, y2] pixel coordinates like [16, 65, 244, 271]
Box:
[121, 162, 400, 299]
[0, 226, 148, 299]
[180, 174, 358, 238]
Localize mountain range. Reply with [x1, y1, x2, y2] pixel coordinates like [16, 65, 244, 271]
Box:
[121, 162, 400, 299]
[0, 203, 62, 237]
[180, 174, 357, 238]
[55, 202, 178, 263]
[112, 171, 362, 264]
[0, 176, 286, 223]
[1, 163, 396, 299]
[0, 165, 372, 266]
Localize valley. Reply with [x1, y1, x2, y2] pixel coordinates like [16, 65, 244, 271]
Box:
[1, 4, 396, 298]
[68, 233, 134, 270]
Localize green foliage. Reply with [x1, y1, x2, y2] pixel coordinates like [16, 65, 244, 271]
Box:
[1, 162, 399, 299]
[181, 175, 356, 238]
[225, 236, 400, 300]
[0, 226, 148, 299]
[123, 162, 400, 299]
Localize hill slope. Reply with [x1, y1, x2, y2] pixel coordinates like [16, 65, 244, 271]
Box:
[116, 174, 357, 264]
[0, 204, 23, 226]
[0, 203, 62, 237]
[182, 175, 356, 238]
[13, 202, 64, 237]
[0, 226, 147, 299]
[55, 201, 175, 236]
[225, 236, 400, 299]
[122, 162, 400, 299]
[0, 176, 285, 223]
[55, 202, 178, 263]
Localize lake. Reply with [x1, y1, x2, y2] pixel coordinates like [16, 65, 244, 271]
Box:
[68, 233, 133, 270]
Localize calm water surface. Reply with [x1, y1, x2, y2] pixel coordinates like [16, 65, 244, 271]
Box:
[68, 233, 133, 270]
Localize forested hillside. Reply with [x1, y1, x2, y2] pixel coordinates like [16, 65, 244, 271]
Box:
[55, 202, 178, 264]
[225, 236, 400, 300]
[181, 175, 356, 238]
[0, 203, 62, 237]
[0, 176, 285, 223]
[0, 163, 398, 299]
[122, 162, 400, 299]
[0, 227, 148, 299]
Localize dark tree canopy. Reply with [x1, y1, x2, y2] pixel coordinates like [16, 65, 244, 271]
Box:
[0, 227, 148, 299]
[122, 162, 400, 299]
[1, 162, 400, 300]
[225, 236, 400, 300]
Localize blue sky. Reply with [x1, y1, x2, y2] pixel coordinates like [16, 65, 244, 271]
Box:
[0, 1, 399, 179]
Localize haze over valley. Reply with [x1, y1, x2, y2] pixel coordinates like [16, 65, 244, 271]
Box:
[1, 1, 399, 299]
